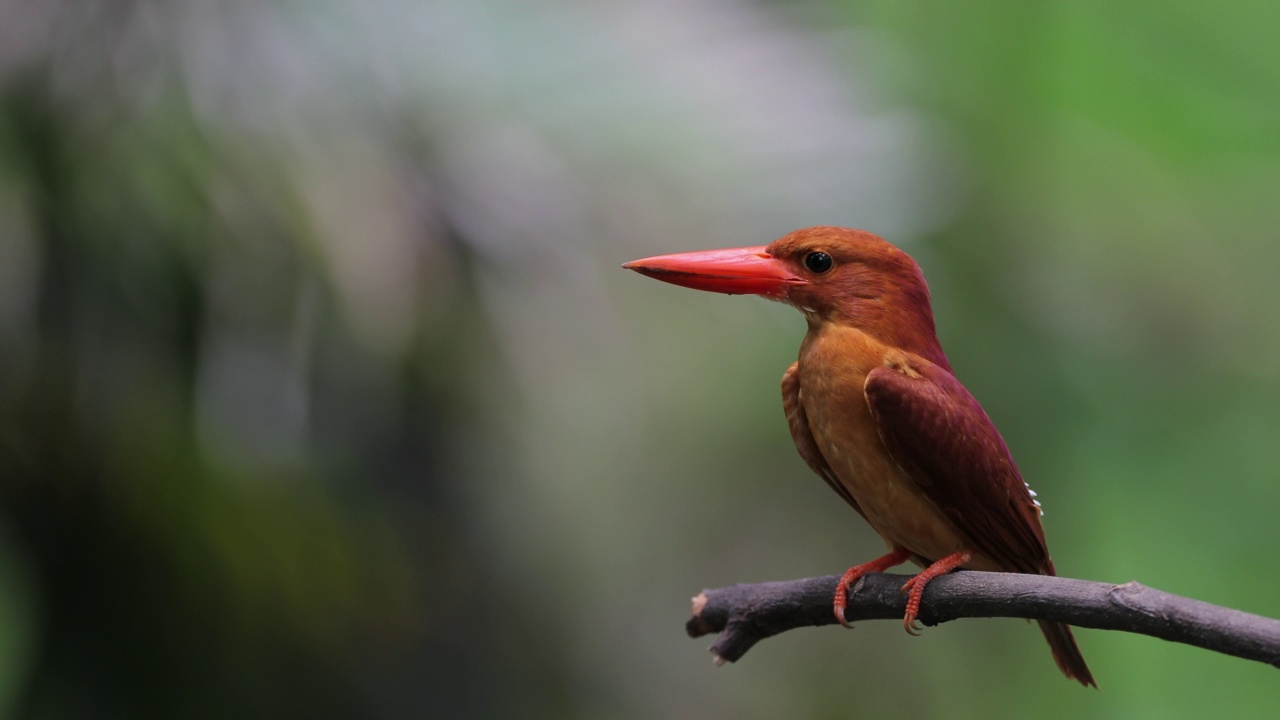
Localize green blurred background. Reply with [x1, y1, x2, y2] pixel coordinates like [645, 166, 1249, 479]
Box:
[1, 1, 1278, 718]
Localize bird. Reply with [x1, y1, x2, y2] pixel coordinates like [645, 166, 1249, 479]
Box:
[623, 226, 1095, 687]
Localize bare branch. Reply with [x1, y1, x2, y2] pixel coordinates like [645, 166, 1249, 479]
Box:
[686, 571, 1280, 668]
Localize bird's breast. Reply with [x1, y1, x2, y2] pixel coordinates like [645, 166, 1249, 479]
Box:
[798, 325, 986, 567]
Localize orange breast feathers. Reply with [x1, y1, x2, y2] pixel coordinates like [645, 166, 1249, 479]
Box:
[797, 324, 1001, 570]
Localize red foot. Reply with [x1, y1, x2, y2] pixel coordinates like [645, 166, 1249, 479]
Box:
[833, 547, 911, 627]
[899, 550, 972, 635]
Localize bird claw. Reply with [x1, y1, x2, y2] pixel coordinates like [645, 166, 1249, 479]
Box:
[833, 583, 854, 628]
[835, 609, 852, 628]
[832, 549, 913, 630]
[899, 580, 924, 634]
[903, 616, 923, 636]
[900, 577, 928, 635]
[898, 550, 972, 637]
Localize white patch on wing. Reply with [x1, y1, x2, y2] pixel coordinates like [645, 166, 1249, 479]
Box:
[1025, 481, 1044, 516]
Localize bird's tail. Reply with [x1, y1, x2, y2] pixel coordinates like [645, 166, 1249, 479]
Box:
[1037, 620, 1097, 688]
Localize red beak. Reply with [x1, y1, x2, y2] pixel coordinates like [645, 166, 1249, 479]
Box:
[622, 246, 806, 298]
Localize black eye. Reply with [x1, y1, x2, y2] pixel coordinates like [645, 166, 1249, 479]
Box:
[804, 251, 833, 274]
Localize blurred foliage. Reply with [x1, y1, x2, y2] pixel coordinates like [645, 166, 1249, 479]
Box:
[1, 1, 1279, 718]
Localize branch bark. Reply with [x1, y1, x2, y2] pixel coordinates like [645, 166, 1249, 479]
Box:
[686, 571, 1280, 668]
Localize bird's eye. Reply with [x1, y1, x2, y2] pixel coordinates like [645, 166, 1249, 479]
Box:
[804, 251, 833, 274]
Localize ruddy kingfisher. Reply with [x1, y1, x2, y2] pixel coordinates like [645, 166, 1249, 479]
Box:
[623, 226, 1095, 686]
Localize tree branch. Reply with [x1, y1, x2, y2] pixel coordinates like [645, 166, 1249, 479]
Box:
[686, 571, 1280, 668]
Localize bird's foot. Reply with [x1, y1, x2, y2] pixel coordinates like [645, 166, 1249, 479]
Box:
[898, 550, 972, 635]
[833, 547, 912, 627]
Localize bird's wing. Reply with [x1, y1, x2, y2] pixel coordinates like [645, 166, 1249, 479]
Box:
[782, 362, 866, 519]
[864, 361, 1050, 574]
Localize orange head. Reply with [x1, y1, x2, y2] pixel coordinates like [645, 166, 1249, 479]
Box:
[623, 226, 950, 370]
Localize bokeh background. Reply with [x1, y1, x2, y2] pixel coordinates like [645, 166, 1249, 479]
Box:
[2, 1, 1279, 718]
